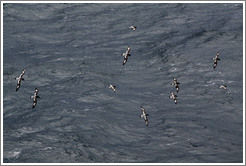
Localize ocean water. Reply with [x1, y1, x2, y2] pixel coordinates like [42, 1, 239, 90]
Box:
[2, 3, 243, 163]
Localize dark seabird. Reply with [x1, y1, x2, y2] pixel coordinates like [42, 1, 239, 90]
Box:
[15, 69, 25, 91]
[30, 88, 40, 108]
[212, 52, 220, 69]
[171, 78, 180, 93]
[129, 25, 137, 31]
[122, 46, 131, 65]
[109, 84, 116, 92]
[220, 85, 227, 90]
[169, 92, 177, 104]
[140, 106, 149, 126]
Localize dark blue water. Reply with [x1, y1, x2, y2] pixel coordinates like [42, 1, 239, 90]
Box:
[3, 3, 243, 163]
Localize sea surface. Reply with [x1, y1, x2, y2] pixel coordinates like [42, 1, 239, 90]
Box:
[2, 3, 244, 163]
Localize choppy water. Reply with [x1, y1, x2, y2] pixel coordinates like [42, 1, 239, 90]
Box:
[2, 3, 243, 163]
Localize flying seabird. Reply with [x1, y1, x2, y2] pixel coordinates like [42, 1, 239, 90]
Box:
[140, 106, 149, 126]
[129, 25, 137, 31]
[30, 88, 40, 108]
[171, 78, 180, 93]
[15, 69, 25, 91]
[169, 92, 177, 104]
[220, 85, 227, 90]
[122, 46, 131, 65]
[212, 52, 220, 69]
[109, 84, 116, 92]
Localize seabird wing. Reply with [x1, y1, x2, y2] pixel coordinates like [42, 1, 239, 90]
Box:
[32, 102, 37, 109]
[123, 59, 127, 65]
[145, 118, 149, 126]
[16, 86, 20, 91]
